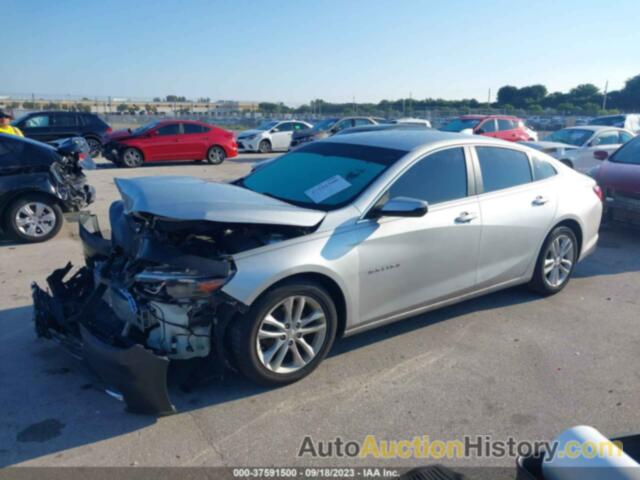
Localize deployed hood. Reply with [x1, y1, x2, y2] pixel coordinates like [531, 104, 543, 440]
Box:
[115, 176, 326, 227]
[107, 129, 136, 142]
[237, 129, 262, 138]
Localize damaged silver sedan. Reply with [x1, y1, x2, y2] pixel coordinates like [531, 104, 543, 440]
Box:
[32, 131, 602, 414]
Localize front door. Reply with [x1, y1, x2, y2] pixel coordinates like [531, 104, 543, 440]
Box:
[574, 130, 629, 172]
[146, 123, 183, 161]
[270, 122, 294, 151]
[18, 113, 53, 142]
[356, 146, 481, 326]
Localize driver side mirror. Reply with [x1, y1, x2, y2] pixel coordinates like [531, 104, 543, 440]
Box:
[369, 197, 428, 218]
[474, 128, 485, 135]
[270, 127, 280, 133]
[146, 130, 158, 138]
[594, 150, 609, 161]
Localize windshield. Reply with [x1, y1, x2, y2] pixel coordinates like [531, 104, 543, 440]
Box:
[311, 118, 338, 132]
[441, 118, 481, 132]
[241, 142, 407, 210]
[132, 121, 160, 136]
[544, 128, 592, 147]
[591, 116, 624, 127]
[256, 120, 279, 131]
[610, 136, 640, 165]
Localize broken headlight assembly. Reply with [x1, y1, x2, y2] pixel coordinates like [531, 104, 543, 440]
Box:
[134, 267, 233, 301]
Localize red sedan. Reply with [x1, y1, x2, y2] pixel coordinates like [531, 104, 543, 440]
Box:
[103, 120, 237, 167]
[441, 115, 536, 142]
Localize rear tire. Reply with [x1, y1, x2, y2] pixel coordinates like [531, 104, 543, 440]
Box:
[229, 281, 338, 386]
[258, 139, 272, 153]
[528, 226, 578, 296]
[121, 147, 144, 167]
[4, 194, 63, 243]
[206, 146, 226, 165]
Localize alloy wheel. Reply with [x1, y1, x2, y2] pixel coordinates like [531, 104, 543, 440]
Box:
[543, 234, 575, 287]
[15, 202, 57, 238]
[123, 148, 142, 167]
[256, 295, 328, 374]
[207, 146, 225, 164]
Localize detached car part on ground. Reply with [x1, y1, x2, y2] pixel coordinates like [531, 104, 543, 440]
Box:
[0, 134, 95, 242]
[32, 131, 602, 415]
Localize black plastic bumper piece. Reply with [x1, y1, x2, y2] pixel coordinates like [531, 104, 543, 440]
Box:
[80, 325, 175, 416]
[31, 266, 176, 416]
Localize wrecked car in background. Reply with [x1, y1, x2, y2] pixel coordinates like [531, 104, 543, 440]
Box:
[32, 130, 602, 415]
[0, 134, 95, 242]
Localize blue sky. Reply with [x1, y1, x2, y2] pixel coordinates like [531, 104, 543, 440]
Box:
[2, 0, 638, 104]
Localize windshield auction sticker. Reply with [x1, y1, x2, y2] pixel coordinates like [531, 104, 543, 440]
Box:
[305, 175, 351, 203]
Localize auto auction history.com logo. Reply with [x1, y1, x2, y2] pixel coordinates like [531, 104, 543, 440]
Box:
[297, 434, 625, 461]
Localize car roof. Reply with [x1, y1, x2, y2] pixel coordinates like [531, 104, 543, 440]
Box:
[562, 125, 627, 132]
[324, 128, 499, 152]
[459, 114, 520, 120]
[26, 111, 96, 116]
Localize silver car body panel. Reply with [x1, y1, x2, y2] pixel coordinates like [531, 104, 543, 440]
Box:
[115, 176, 326, 227]
[217, 130, 602, 334]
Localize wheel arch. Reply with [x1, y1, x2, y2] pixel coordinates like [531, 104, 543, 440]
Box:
[0, 188, 63, 220]
[242, 271, 349, 339]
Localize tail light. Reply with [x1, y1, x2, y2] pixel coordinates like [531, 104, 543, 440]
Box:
[593, 185, 604, 201]
[106, 127, 113, 134]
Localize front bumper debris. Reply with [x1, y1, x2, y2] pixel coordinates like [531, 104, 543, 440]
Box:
[32, 262, 176, 416]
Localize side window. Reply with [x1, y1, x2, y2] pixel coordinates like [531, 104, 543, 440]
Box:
[593, 131, 620, 146]
[476, 147, 532, 193]
[52, 113, 78, 127]
[157, 123, 180, 136]
[619, 131, 634, 144]
[334, 119, 354, 132]
[497, 119, 514, 131]
[532, 156, 558, 181]
[24, 114, 50, 128]
[276, 122, 293, 132]
[354, 118, 373, 126]
[478, 119, 496, 133]
[183, 123, 205, 134]
[294, 123, 307, 130]
[387, 148, 468, 205]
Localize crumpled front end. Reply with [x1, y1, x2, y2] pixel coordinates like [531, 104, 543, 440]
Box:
[32, 206, 244, 415]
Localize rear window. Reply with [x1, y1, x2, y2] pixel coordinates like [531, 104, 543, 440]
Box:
[183, 123, 209, 134]
[242, 142, 407, 210]
[476, 147, 532, 193]
[591, 115, 625, 127]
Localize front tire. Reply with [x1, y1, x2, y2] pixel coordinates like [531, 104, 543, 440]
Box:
[4, 194, 63, 243]
[258, 139, 272, 153]
[121, 147, 144, 167]
[84, 137, 102, 158]
[528, 226, 578, 295]
[206, 146, 226, 164]
[230, 281, 338, 386]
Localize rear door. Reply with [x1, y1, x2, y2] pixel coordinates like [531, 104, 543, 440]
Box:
[473, 146, 558, 287]
[356, 146, 481, 325]
[50, 113, 80, 140]
[145, 123, 182, 161]
[181, 123, 209, 158]
[270, 122, 294, 151]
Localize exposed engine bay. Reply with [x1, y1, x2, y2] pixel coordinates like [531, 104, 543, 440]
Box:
[32, 177, 320, 414]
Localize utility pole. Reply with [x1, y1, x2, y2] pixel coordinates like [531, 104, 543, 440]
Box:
[353, 95, 356, 114]
[602, 80, 609, 111]
[487, 88, 491, 110]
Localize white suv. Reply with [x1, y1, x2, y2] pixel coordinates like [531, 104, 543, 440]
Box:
[237, 120, 312, 153]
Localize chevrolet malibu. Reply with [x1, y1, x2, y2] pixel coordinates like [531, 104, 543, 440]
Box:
[33, 130, 602, 414]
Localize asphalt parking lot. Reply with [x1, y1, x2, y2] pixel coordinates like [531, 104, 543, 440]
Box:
[0, 153, 639, 475]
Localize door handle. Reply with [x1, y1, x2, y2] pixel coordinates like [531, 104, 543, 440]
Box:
[455, 211, 478, 223]
[532, 195, 549, 206]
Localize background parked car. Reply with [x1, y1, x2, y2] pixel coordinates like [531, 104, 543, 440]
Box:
[289, 116, 378, 148]
[0, 134, 94, 242]
[441, 115, 536, 142]
[237, 120, 312, 153]
[389, 117, 432, 128]
[590, 135, 640, 225]
[12, 111, 111, 157]
[103, 120, 237, 167]
[590, 113, 640, 134]
[521, 126, 635, 172]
